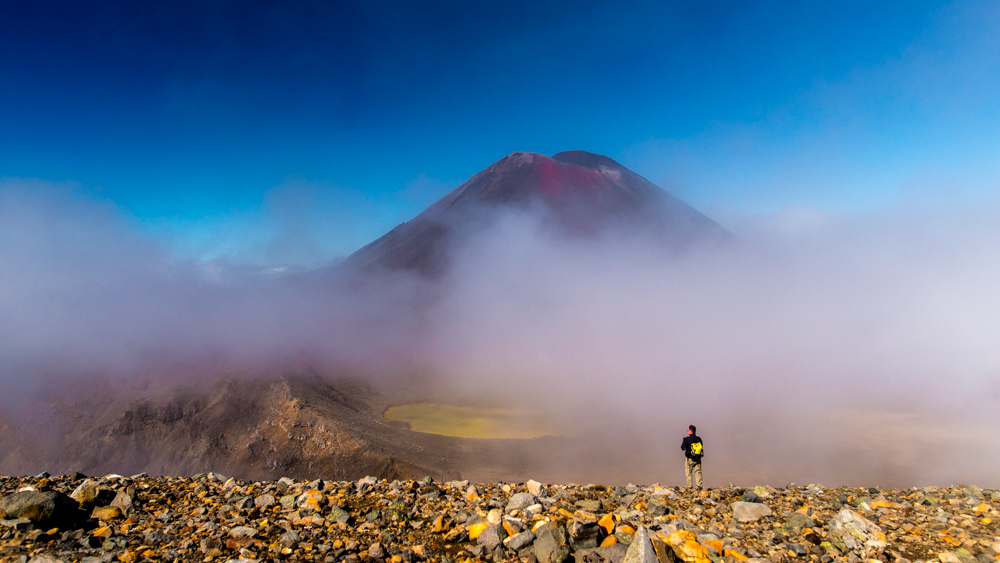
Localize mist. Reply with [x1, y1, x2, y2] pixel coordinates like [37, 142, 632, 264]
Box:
[0, 181, 430, 394]
[2, 179, 999, 487]
[421, 199, 1000, 487]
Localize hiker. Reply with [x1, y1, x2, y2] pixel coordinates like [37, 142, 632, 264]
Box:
[681, 424, 703, 489]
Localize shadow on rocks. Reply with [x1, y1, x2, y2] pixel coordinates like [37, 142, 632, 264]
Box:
[0, 490, 89, 531]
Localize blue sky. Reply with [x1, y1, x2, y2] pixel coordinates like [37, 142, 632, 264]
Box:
[2, 0, 998, 265]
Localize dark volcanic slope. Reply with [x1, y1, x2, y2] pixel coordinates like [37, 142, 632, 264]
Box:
[0, 375, 615, 484]
[0, 376, 462, 482]
[343, 150, 730, 277]
[1, 377, 384, 479]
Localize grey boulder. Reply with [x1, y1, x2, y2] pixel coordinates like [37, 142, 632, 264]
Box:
[507, 492, 538, 512]
[535, 523, 570, 563]
[731, 501, 773, 522]
[109, 490, 134, 515]
[623, 527, 658, 563]
[0, 490, 80, 525]
[254, 493, 276, 508]
[507, 530, 536, 551]
[477, 524, 507, 551]
[828, 508, 886, 558]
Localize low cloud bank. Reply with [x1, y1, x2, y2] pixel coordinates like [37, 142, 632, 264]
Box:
[2, 179, 998, 486]
[0, 181, 428, 396]
[423, 199, 1000, 486]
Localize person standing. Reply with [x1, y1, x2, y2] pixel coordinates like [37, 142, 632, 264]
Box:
[681, 425, 703, 489]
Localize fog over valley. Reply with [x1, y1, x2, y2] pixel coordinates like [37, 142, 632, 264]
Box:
[2, 176, 998, 486]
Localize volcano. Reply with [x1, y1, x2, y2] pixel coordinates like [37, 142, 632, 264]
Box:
[343, 150, 730, 277]
[0, 150, 733, 484]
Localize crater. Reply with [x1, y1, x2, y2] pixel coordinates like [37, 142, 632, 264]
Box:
[383, 403, 565, 439]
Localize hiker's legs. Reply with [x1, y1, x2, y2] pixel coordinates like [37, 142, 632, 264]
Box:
[693, 460, 703, 489]
[685, 458, 694, 487]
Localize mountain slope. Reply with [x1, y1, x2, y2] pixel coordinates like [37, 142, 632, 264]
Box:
[0, 374, 646, 483]
[343, 150, 730, 277]
[0, 376, 449, 481]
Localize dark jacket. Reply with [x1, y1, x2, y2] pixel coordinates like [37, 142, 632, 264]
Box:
[681, 434, 703, 461]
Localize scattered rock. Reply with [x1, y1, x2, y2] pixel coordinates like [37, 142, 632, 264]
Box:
[646, 499, 670, 517]
[732, 501, 773, 522]
[527, 479, 545, 496]
[109, 490, 133, 515]
[229, 526, 256, 538]
[940, 549, 978, 563]
[828, 507, 886, 559]
[279, 529, 300, 547]
[623, 527, 657, 563]
[0, 490, 80, 525]
[784, 511, 815, 531]
[788, 542, 809, 556]
[507, 530, 536, 551]
[328, 505, 351, 524]
[200, 536, 223, 556]
[69, 480, 100, 507]
[577, 543, 628, 563]
[253, 493, 276, 508]
[90, 506, 121, 520]
[0, 474, 991, 563]
[535, 523, 571, 563]
[508, 492, 538, 512]
[918, 494, 940, 506]
[477, 523, 507, 550]
[568, 515, 601, 550]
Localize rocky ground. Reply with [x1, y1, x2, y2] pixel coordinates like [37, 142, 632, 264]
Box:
[0, 473, 997, 563]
